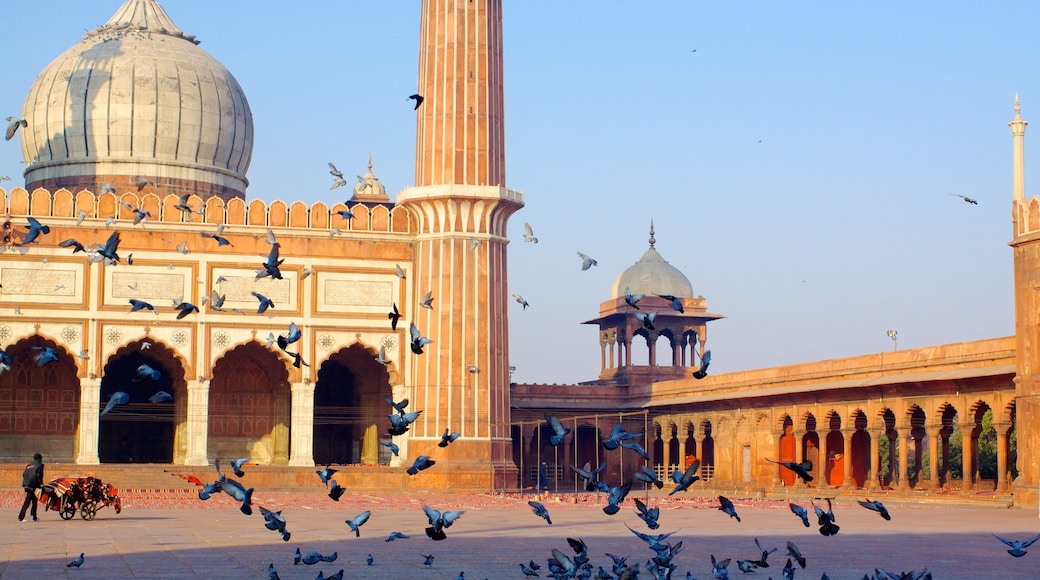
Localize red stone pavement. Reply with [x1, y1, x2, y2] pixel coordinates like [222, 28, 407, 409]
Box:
[1, 489, 1039, 578]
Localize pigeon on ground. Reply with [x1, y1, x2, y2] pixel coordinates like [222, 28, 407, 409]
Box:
[718, 496, 741, 522]
[669, 459, 701, 495]
[768, 458, 813, 483]
[366, 554, 373, 566]
[528, 500, 552, 525]
[519, 561, 540, 577]
[693, 350, 712, 379]
[993, 533, 1040, 557]
[789, 502, 811, 527]
[858, 499, 891, 520]
[345, 510, 371, 537]
[407, 455, 435, 475]
[267, 563, 281, 579]
[545, 415, 571, 446]
[67, 553, 84, 568]
[423, 554, 435, 567]
[736, 559, 757, 574]
[711, 554, 731, 580]
[423, 505, 463, 541]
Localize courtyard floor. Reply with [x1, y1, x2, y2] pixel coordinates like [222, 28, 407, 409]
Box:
[0, 490, 1038, 579]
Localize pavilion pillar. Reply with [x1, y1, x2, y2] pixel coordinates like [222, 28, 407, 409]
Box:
[870, 428, 886, 490]
[184, 380, 210, 466]
[75, 378, 101, 465]
[994, 422, 1010, 492]
[927, 425, 942, 490]
[896, 427, 910, 490]
[960, 424, 975, 492]
[288, 382, 315, 467]
[648, 332, 657, 367]
[841, 429, 855, 488]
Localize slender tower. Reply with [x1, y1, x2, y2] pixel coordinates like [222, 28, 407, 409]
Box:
[397, 0, 523, 488]
[1010, 95, 1039, 507]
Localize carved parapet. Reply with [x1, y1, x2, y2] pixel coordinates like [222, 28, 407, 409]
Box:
[395, 184, 524, 237]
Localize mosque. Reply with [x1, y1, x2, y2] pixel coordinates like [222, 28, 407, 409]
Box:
[1, 0, 1038, 508]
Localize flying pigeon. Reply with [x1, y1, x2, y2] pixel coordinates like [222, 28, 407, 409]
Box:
[0, 348, 12, 375]
[711, 555, 731, 579]
[31, 346, 59, 367]
[577, 251, 597, 270]
[513, 293, 529, 309]
[345, 510, 371, 537]
[174, 301, 200, 320]
[438, 427, 460, 447]
[753, 537, 778, 568]
[767, 458, 813, 483]
[410, 323, 433, 355]
[375, 346, 391, 366]
[858, 499, 891, 520]
[528, 500, 552, 525]
[718, 495, 741, 522]
[101, 391, 130, 416]
[276, 322, 301, 350]
[572, 461, 608, 492]
[545, 415, 571, 446]
[201, 232, 232, 246]
[316, 463, 337, 487]
[59, 238, 86, 253]
[148, 391, 173, 404]
[656, 294, 685, 313]
[669, 459, 701, 495]
[132, 364, 161, 382]
[388, 303, 401, 330]
[5, 116, 27, 141]
[259, 505, 291, 542]
[328, 479, 346, 501]
[620, 440, 649, 460]
[423, 505, 464, 541]
[395, 264, 405, 278]
[789, 502, 811, 527]
[219, 476, 254, 515]
[423, 554, 435, 567]
[786, 541, 806, 569]
[625, 287, 644, 309]
[229, 457, 248, 478]
[407, 455, 435, 475]
[693, 350, 712, 379]
[603, 423, 641, 450]
[950, 194, 979, 205]
[603, 481, 632, 515]
[634, 498, 660, 530]
[635, 311, 657, 331]
[285, 351, 308, 368]
[129, 299, 157, 314]
[20, 217, 50, 245]
[329, 163, 348, 190]
[993, 533, 1040, 557]
[136, 177, 154, 191]
[408, 93, 424, 109]
[385, 531, 409, 542]
[251, 291, 275, 314]
[97, 231, 121, 264]
[634, 464, 665, 489]
[523, 222, 538, 243]
[420, 291, 434, 309]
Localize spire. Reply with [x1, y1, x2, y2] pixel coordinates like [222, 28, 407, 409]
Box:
[90, 0, 198, 44]
[1011, 94, 1028, 201]
[648, 219, 656, 249]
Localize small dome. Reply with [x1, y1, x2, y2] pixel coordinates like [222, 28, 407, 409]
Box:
[20, 0, 253, 200]
[610, 225, 694, 299]
[351, 155, 390, 203]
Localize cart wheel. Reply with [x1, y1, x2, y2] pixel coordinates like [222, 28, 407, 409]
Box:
[80, 502, 97, 521]
[59, 499, 76, 521]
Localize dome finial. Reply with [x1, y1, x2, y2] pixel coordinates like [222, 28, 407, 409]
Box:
[367, 153, 373, 172]
[648, 219, 656, 248]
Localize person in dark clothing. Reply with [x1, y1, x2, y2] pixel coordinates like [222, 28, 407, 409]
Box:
[18, 453, 44, 522]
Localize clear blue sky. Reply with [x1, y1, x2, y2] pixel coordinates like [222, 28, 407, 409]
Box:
[2, 1, 1036, 385]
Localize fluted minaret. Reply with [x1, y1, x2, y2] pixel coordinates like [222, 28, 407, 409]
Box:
[397, 0, 522, 488]
[1011, 96, 1040, 507]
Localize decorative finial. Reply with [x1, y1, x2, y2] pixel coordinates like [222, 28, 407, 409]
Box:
[648, 219, 656, 248]
[367, 153, 373, 171]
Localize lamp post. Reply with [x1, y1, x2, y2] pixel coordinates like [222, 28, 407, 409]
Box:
[886, 330, 898, 351]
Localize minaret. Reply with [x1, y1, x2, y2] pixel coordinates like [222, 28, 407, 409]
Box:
[396, 0, 523, 488]
[1010, 96, 1040, 507]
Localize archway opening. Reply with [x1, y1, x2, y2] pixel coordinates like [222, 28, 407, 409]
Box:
[99, 341, 183, 463]
[314, 344, 390, 465]
[850, 411, 869, 488]
[210, 342, 290, 465]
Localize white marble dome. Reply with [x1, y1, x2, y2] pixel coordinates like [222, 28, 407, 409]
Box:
[20, 0, 253, 198]
[610, 228, 694, 299]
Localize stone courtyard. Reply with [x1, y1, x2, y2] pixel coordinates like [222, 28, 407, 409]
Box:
[1, 490, 1037, 578]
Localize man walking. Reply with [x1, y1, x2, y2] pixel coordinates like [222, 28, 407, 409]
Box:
[18, 453, 44, 522]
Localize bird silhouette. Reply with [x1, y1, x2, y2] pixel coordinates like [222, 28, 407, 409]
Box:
[276, 322, 301, 350]
[528, 500, 552, 524]
[251, 291, 275, 314]
[950, 194, 979, 205]
[407, 455, 435, 476]
[693, 350, 712, 379]
[718, 495, 741, 522]
[409, 323, 433, 355]
[388, 302, 401, 330]
[5, 117, 27, 141]
[789, 502, 811, 527]
[420, 290, 434, 309]
[993, 533, 1040, 557]
[858, 498, 891, 520]
[767, 458, 813, 483]
[20, 217, 50, 245]
[97, 231, 121, 264]
[545, 414, 572, 446]
[328, 479, 346, 501]
[174, 301, 200, 320]
[523, 222, 538, 243]
[577, 251, 597, 270]
[409, 93, 424, 109]
[669, 459, 701, 495]
[423, 505, 463, 541]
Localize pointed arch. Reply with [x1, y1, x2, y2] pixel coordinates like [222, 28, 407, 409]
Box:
[313, 342, 391, 465]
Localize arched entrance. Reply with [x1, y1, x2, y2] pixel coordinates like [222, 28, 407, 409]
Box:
[802, 414, 820, 485]
[778, 416, 796, 486]
[850, 410, 870, 487]
[210, 342, 290, 465]
[99, 340, 184, 463]
[701, 420, 715, 481]
[313, 343, 389, 466]
[0, 335, 79, 462]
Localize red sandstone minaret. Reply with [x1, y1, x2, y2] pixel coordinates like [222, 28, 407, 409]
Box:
[397, 0, 523, 487]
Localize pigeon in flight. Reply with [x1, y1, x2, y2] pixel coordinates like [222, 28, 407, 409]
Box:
[620, 440, 649, 460]
[276, 322, 301, 350]
[634, 464, 665, 489]
[345, 510, 371, 537]
[32, 346, 59, 367]
[149, 391, 173, 404]
[603, 481, 632, 515]
[259, 506, 291, 542]
[388, 302, 401, 330]
[625, 287, 644, 309]
[858, 498, 891, 520]
[813, 499, 840, 536]
[66, 553, 84, 568]
[132, 364, 161, 382]
[385, 531, 408, 542]
[603, 423, 641, 450]
[219, 476, 254, 515]
[950, 194, 979, 205]
[786, 541, 806, 569]
[693, 350, 712, 379]
[993, 533, 1040, 557]
[545, 414, 571, 446]
[753, 538, 778, 568]
[410, 323, 432, 355]
[59, 238, 86, 254]
[201, 232, 232, 247]
[97, 231, 121, 264]
[375, 346, 391, 366]
[767, 458, 813, 483]
[20, 217, 50, 245]
[5, 116, 27, 141]
[174, 301, 200, 320]
[635, 311, 657, 331]
[380, 440, 399, 456]
[136, 177, 154, 192]
[577, 251, 597, 271]
[0, 348, 12, 375]
[327, 479, 346, 501]
[258, 243, 284, 280]
[129, 299, 157, 314]
[513, 293, 529, 309]
[523, 222, 538, 243]
[528, 500, 552, 525]
[407, 455, 435, 475]
[633, 498, 660, 530]
[409, 93, 424, 109]
[718, 495, 741, 522]
[789, 502, 811, 527]
[420, 291, 434, 309]
[423, 505, 463, 541]
[315, 463, 337, 487]
[438, 427, 460, 447]
[669, 459, 701, 495]
[571, 461, 607, 492]
[395, 264, 406, 279]
[711, 555, 731, 579]
[335, 209, 353, 221]
[101, 391, 130, 416]
[328, 163, 348, 190]
[422, 554, 435, 567]
[657, 294, 684, 313]
[251, 291, 275, 314]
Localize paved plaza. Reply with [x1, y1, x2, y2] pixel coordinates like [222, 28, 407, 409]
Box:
[1, 491, 1038, 579]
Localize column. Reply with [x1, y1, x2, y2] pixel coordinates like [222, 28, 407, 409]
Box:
[841, 429, 855, 488]
[677, 430, 687, 473]
[184, 380, 210, 466]
[994, 423, 1009, 492]
[896, 427, 910, 490]
[870, 429, 887, 489]
[960, 424, 975, 492]
[75, 377, 101, 464]
[927, 426, 942, 490]
[624, 336, 632, 367]
[648, 332, 657, 366]
[817, 430, 829, 488]
[288, 382, 315, 467]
